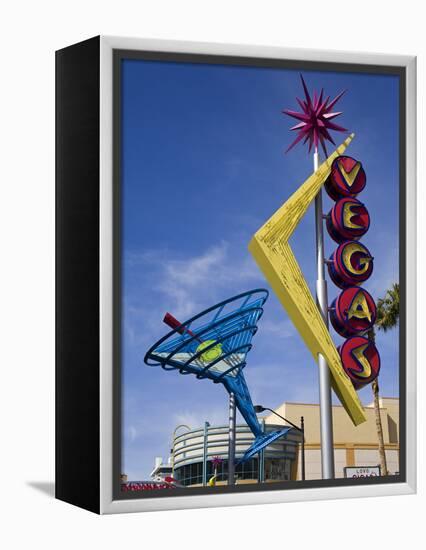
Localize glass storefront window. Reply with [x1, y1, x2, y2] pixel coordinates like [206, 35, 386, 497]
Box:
[175, 458, 260, 486]
[175, 456, 294, 485]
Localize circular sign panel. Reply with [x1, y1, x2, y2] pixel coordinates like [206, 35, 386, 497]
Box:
[325, 156, 366, 200]
[328, 241, 374, 289]
[326, 197, 370, 244]
[339, 336, 380, 390]
[330, 286, 376, 337]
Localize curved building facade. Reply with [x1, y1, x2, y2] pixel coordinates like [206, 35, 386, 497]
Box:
[172, 423, 302, 486]
[148, 399, 399, 486]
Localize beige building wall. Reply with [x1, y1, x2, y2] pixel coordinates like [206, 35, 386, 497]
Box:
[264, 398, 399, 479]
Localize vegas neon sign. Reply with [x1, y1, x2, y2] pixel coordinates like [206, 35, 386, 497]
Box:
[325, 156, 380, 389]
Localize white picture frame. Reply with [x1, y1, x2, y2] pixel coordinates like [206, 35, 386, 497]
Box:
[56, 35, 416, 514]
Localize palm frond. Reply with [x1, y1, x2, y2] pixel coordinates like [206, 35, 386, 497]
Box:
[375, 283, 400, 332]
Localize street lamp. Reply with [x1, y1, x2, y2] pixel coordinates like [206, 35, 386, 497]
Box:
[170, 424, 191, 478]
[202, 421, 210, 487]
[254, 405, 305, 481]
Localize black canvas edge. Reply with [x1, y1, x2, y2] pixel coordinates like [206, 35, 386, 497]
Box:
[55, 35, 101, 514]
[112, 49, 407, 501]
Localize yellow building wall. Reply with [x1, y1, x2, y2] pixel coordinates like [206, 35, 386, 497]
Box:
[264, 399, 399, 479]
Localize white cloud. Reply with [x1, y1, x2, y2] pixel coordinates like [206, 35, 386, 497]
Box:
[127, 426, 137, 443]
[154, 242, 260, 318]
[123, 241, 264, 347]
[173, 405, 228, 430]
[260, 319, 294, 339]
[164, 243, 228, 287]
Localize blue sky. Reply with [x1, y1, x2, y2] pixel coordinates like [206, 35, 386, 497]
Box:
[120, 58, 400, 479]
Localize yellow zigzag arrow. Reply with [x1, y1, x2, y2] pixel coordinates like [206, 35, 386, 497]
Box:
[248, 133, 366, 426]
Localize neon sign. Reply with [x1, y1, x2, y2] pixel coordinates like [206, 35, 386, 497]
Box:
[339, 336, 380, 390]
[326, 197, 370, 243]
[249, 135, 366, 426]
[121, 481, 176, 492]
[330, 286, 376, 337]
[327, 156, 380, 390]
[325, 155, 366, 200]
[328, 241, 374, 288]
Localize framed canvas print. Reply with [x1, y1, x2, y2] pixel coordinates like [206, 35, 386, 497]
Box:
[55, 35, 416, 514]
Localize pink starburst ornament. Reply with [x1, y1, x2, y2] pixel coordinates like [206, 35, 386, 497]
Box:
[283, 74, 348, 157]
[211, 456, 223, 468]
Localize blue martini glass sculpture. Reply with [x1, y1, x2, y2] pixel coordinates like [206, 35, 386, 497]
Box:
[144, 289, 292, 466]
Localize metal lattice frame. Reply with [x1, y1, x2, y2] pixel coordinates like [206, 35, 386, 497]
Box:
[144, 288, 294, 466]
[144, 289, 268, 381]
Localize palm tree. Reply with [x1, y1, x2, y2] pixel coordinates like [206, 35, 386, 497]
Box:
[368, 283, 400, 476]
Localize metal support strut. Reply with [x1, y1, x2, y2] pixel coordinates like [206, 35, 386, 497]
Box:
[228, 392, 236, 485]
[314, 149, 335, 479]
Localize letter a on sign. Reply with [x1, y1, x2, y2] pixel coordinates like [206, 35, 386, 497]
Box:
[248, 134, 366, 426]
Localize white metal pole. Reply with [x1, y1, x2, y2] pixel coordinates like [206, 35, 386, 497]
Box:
[228, 392, 236, 485]
[314, 148, 335, 479]
[259, 418, 265, 483]
[202, 421, 209, 486]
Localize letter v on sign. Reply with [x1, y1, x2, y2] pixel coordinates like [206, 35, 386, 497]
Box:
[339, 158, 361, 187]
[248, 133, 366, 426]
